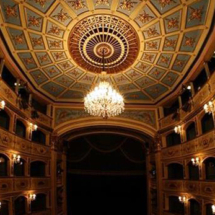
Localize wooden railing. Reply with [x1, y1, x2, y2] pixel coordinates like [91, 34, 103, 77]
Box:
[160, 72, 215, 130]
[0, 177, 51, 193]
[0, 127, 51, 157]
[161, 130, 215, 160]
[163, 179, 215, 198]
[0, 79, 52, 128]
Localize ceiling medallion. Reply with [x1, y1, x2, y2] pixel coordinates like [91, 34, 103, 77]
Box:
[68, 14, 139, 74]
[84, 50, 124, 118]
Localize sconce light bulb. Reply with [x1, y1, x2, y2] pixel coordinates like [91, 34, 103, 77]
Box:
[0, 100, 6, 110]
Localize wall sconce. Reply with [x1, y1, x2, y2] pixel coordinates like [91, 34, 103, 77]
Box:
[13, 154, 22, 164]
[187, 85, 191, 90]
[174, 125, 182, 134]
[0, 100, 5, 110]
[29, 194, 36, 201]
[0, 201, 1, 209]
[14, 82, 21, 87]
[204, 100, 214, 114]
[191, 157, 200, 166]
[29, 123, 38, 132]
[212, 205, 215, 214]
[178, 196, 187, 203]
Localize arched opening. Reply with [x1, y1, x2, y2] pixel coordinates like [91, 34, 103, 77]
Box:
[59, 126, 152, 215]
[204, 158, 215, 180]
[31, 193, 46, 212]
[2, 66, 16, 91]
[0, 110, 10, 130]
[15, 120, 26, 138]
[189, 199, 201, 215]
[0, 200, 9, 215]
[30, 161, 46, 177]
[14, 196, 26, 215]
[168, 163, 184, 180]
[32, 129, 46, 145]
[186, 122, 196, 141]
[166, 132, 181, 147]
[206, 203, 213, 215]
[0, 154, 8, 177]
[169, 196, 184, 214]
[14, 159, 25, 177]
[201, 113, 214, 134]
[188, 161, 199, 180]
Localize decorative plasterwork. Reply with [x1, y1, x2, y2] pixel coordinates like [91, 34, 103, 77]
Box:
[68, 14, 139, 74]
[0, 0, 214, 103]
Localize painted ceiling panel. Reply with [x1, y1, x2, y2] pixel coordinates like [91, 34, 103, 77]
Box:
[25, 8, 43, 32]
[43, 65, 62, 78]
[0, 0, 213, 104]
[136, 76, 156, 89]
[30, 69, 48, 85]
[7, 28, 28, 50]
[42, 81, 66, 97]
[150, 0, 181, 14]
[50, 4, 73, 27]
[163, 34, 179, 51]
[144, 84, 168, 99]
[161, 72, 179, 87]
[124, 91, 151, 102]
[29, 33, 45, 50]
[125, 69, 142, 81]
[93, 0, 113, 9]
[148, 67, 167, 81]
[135, 4, 156, 27]
[54, 75, 74, 88]
[25, 0, 55, 13]
[186, 0, 209, 28]
[60, 90, 84, 100]
[164, 10, 182, 33]
[0, 0, 21, 25]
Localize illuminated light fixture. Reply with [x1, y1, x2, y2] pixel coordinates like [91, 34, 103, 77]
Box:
[187, 85, 191, 90]
[179, 196, 186, 203]
[204, 100, 215, 114]
[0, 201, 1, 209]
[29, 194, 36, 201]
[174, 125, 182, 134]
[0, 100, 6, 110]
[191, 157, 200, 166]
[29, 123, 38, 132]
[13, 154, 22, 164]
[84, 49, 124, 118]
[14, 82, 21, 87]
[212, 205, 215, 214]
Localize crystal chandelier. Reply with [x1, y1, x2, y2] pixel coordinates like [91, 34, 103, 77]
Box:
[84, 49, 124, 118]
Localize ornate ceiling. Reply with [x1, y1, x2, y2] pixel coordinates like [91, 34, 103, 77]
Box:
[0, 0, 214, 103]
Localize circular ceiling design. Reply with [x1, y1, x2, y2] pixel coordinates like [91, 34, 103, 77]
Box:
[0, 0, 214, 104]
[68, 15, 139, 74]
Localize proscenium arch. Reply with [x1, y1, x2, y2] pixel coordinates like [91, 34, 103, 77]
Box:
[53, 117, 157, 139]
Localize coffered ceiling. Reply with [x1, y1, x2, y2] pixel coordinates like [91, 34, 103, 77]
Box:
[0, 0, 214, 103]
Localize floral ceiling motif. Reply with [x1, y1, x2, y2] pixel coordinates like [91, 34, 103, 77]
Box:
[0, 0, 214, 103]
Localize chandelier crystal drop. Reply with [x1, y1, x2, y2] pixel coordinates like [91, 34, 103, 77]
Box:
[84, 47, 125, 118]
[84, 79, 124, 118]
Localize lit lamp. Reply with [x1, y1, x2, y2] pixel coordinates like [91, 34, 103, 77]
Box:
[29, 194, 36, 201]
[13, 154, 22, 164]
[212, 205, 215, 214]
[0, 100, 5, 110]
[0, 201, 1, 209]
[191, 157, 200, 166]
[204, 100, 215, 114]
[179, 196, 186, 203]
[187, 85, 191, 90]
[174, 125, 182, 134]
[29, 123, 38, 132]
